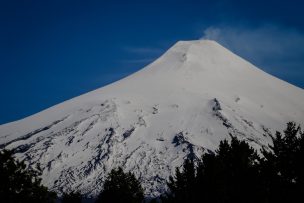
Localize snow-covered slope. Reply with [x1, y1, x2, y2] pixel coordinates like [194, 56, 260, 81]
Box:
[1, 40, 304, 197]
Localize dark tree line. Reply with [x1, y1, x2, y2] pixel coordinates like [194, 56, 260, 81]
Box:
[165, 122, 304, 203]
[61, 191, 82, 203]
[61, 167, 144, 203]
[0, 149, 144, 203]
[260, 122, 304, 202]
[96, 167, 144, 203]
[1, 122, 303, 203]
[0, 149, 56, 203]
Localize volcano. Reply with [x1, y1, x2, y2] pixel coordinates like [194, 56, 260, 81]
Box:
[1, 40, 304, 197]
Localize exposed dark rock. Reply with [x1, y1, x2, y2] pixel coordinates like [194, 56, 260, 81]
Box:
[212, 98, 222, 111]
[122, 128, 135, 139]
[172, 132, 187, 147]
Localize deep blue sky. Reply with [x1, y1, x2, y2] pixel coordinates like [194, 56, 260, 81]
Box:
[1, 0, 304, 124]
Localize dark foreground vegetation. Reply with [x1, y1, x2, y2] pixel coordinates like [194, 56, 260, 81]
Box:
[0, 122, 303, 203]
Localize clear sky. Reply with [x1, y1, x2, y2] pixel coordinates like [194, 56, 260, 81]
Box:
[1, 0, 304, 124]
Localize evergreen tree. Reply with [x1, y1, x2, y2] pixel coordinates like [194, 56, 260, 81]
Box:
[166, 137, 265, 203]
[95, 167, 144, 203]
[166, 122, 304, 203]
[0, 149, 56, 203]
[167, 158, 196, 203]
[261, 122, 304, 202]
[61, 191, 82, 203]
[197, 137, 265, 203]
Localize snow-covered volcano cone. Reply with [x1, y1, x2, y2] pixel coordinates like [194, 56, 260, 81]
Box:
[1, 40, 304, 197]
